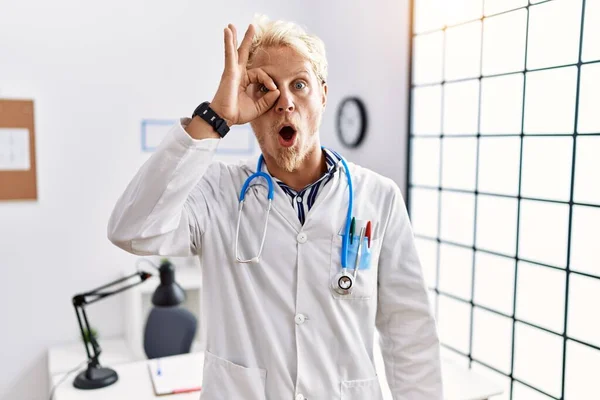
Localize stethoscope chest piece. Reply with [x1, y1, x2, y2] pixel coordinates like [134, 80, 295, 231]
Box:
[332, 271, 355, 295]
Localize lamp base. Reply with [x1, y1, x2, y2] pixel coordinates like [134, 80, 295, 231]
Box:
[73, 366, 118, 389]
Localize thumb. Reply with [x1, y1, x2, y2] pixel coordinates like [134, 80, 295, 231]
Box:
[255, 89, 280, 115]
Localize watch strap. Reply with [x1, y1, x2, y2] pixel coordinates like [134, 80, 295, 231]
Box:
[192, 102, 230, 138]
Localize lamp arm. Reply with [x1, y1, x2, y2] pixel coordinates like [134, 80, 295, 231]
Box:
[71, 271, 153, 368]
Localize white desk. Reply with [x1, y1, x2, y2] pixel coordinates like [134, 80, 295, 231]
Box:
[441, 361, 504, 400]
[52, 352, 202, 400]
[50, 347, 503, 400]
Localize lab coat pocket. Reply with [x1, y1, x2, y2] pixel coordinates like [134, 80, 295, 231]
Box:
[200, 350, 267, 400]
[341, 377, 384, 400]
[330, 234, 380, 300]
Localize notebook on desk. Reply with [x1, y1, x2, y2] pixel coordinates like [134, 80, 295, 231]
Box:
[147, 354, 203, 396]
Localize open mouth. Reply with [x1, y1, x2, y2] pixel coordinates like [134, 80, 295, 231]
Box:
[278, 125, 297, 147]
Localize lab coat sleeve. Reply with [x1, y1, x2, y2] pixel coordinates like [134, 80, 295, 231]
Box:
[107, 118, 221, 256]
[375, 182, 443, 399]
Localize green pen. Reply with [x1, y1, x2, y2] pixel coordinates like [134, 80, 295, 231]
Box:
[350, 217, 355, 244]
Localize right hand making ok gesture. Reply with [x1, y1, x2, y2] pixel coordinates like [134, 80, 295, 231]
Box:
[210, 24, 281, 126]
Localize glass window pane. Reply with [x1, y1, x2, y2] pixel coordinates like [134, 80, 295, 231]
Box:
[414, 0, 446, 34]
[416, 238, 439, 289]
[482, 9, 527, 75]
[516, 261, 566, 334]
[484, 0, 527, 16]
[582, 0, 600, 62]
[574, 136, 600, 205]
[411, 138, 440, 187]
[527, 0, 583, 69]
[570, 205, 600, 278]
[438, 295, 472, 353]
[443, 80, 480, 135]
[577, 63, 600, 133]
[476, 195, 518, 256]
[470, 362, 510, 400]
[409, 187, 440, 237]
[439, 243, 473, 300]
[565, 340, 600, 399]
[521, 136, 574, 202]
[472, 308, 513, 373]
[412, 85, 442, 135]
[512, 382, 556, 400]
[445, 21, 482, 81]
[474, 252, 515, 315]
[413, 31, 445, 85]
[480, 74, 524, 135]
[568, 274, 600, 348]
[513, 323, 564, 398]
[441, 137, 477, 190]
[445, 0, 483, 26]
[524, 67, 578, 134]
[519, 200, 569, 268]
[478, 137, 521, 196]
[440, 191, 475, 246]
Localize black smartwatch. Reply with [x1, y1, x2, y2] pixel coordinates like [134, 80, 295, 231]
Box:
[192, 101, 230, 138]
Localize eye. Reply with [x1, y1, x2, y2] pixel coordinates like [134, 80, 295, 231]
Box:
[294, 81, 307, 90]
[259, 84, 269, 93]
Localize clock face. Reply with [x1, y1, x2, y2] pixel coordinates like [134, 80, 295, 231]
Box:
[336, 97, 367, 148]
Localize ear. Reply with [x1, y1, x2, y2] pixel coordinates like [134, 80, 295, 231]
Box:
[321, 81, 328, 108]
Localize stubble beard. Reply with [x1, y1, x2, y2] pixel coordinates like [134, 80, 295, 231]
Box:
[256, 132, 306, 173]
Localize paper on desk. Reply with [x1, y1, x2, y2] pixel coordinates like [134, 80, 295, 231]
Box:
[0, 128, 30, 170]
[147, 355, 203, 396]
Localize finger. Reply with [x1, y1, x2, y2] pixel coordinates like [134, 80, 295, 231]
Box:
[224, 27, 237, 71]
[255, 89, 280, 116]
[228, 24, 238, 52]
[247, 68, 277, 91]
[238, 24, 255, 66]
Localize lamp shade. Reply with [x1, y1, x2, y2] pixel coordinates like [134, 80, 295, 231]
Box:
[152, 260, 185, 306]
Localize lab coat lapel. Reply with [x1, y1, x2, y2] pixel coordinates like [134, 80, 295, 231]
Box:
[303, 161, 348, 233]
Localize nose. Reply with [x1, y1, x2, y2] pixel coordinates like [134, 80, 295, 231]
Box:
[275, 91, 295, 114]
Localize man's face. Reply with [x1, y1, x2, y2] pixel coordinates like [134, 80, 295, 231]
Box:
[248, 46, 327, 172]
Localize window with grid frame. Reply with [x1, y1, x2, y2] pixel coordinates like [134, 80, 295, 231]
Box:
[407, 0, 600, 399]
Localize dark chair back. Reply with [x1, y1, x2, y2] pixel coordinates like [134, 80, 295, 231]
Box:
[143, 307, 197, 359]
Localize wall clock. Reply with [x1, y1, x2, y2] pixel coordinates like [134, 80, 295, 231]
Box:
[336, 97, 368, 148]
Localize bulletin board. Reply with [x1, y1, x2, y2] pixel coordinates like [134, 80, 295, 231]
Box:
[0, 99, 37, 200]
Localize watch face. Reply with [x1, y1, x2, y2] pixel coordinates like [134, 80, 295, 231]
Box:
[337, 97, 367, 148]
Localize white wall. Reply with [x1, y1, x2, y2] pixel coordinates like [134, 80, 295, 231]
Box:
[0, 0, 410, 398]
[311, 0, 412, 194]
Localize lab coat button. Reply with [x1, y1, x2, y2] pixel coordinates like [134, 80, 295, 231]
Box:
[295, 314, 306, 325]
[295, 394, 305, 400]
[297, 232, 307, 243]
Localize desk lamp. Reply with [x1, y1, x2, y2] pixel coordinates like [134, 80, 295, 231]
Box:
[71, 259, 185, 390]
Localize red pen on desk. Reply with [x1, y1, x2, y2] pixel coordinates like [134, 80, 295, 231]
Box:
[365, 221, 372, 248]
[172, 387, 202, 394]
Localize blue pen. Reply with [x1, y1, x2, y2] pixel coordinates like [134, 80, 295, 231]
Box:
[157, 358, 162, 376]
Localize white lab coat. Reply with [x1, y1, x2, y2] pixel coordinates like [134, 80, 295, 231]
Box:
[108, 118, 443, 400]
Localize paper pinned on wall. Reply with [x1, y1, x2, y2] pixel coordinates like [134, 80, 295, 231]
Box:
[141, 119, 256, 156]
[0, 128, 30, 171]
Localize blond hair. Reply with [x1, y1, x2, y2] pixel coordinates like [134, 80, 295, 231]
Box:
[247, 14, 328, 84]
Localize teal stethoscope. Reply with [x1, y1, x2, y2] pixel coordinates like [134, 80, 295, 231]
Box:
[234, 147, 362, 295]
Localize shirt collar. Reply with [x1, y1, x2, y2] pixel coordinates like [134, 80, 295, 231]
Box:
[261, 148, 340, 191]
